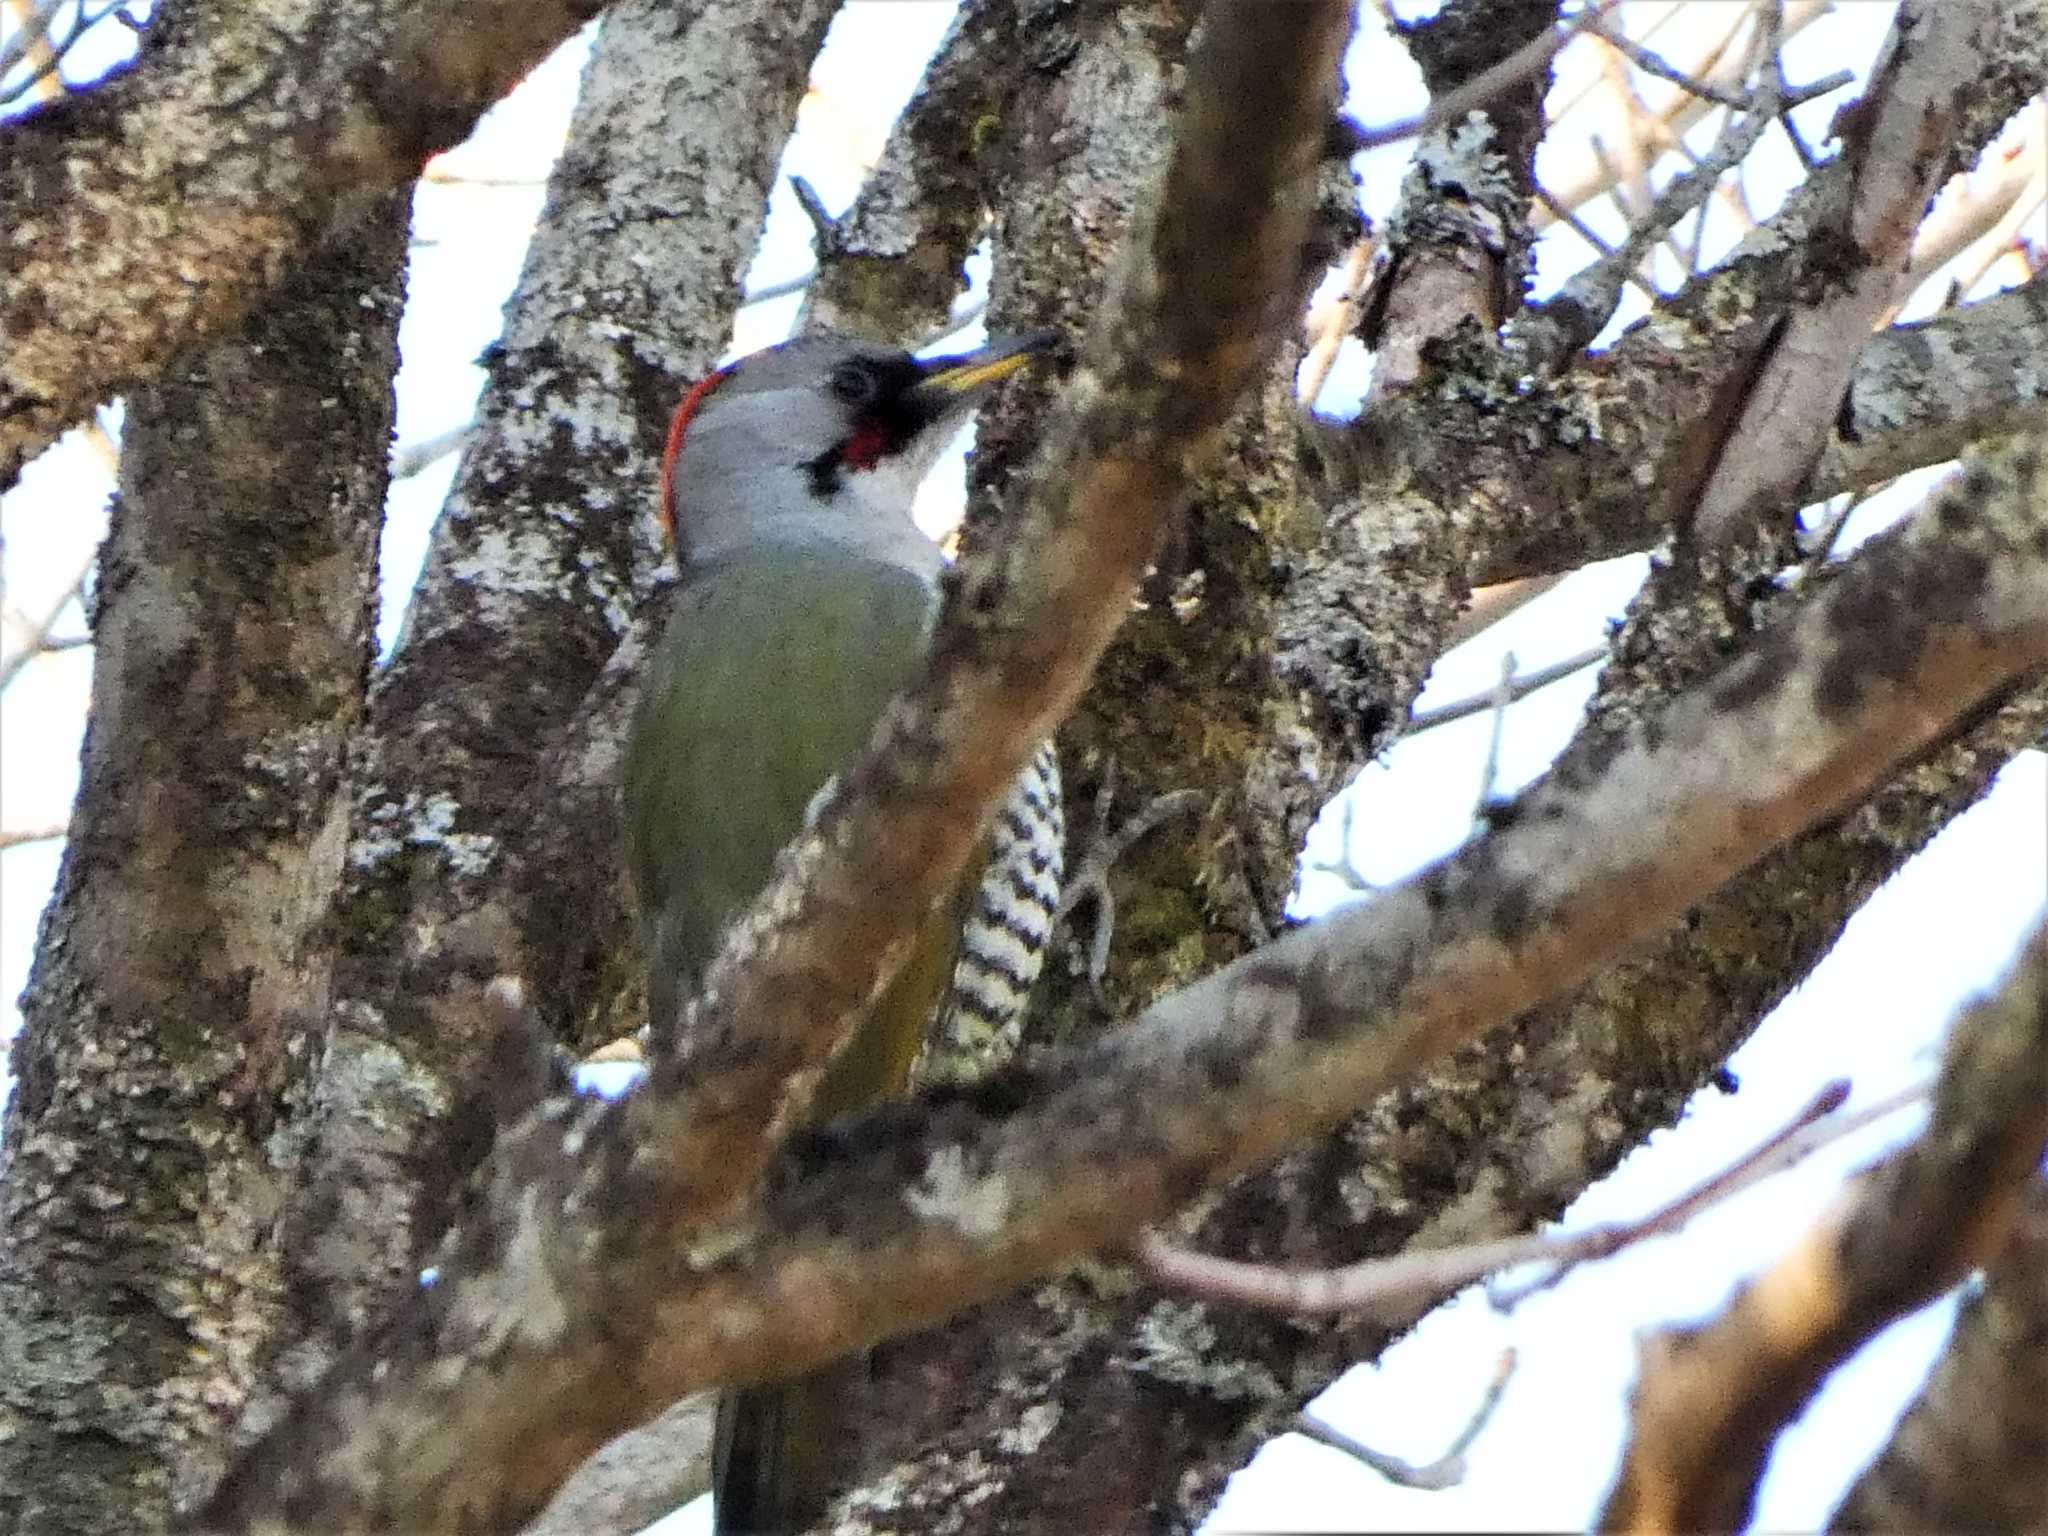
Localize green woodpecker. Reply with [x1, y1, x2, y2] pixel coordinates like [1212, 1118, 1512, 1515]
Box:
[623, 332, 1063, 1533]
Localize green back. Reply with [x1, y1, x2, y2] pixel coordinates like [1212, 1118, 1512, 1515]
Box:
[624, 544, 953, 1116]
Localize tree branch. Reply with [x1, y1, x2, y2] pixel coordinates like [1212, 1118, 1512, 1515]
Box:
[797, 0, 1016, 340]
[1453, 271, 2048, 588]
[1600, 913, 2048, 1533]
[0, 0, 610, 489]
[1691, 0, 2004, 544]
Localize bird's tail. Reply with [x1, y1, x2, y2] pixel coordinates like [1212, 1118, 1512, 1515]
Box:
[712, 1362, 860, 1534]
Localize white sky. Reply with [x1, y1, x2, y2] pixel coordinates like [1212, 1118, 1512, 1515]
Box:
[3, 2, 2045, 1530]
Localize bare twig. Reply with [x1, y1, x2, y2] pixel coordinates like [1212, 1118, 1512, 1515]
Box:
[0, 550, 93, 692]
[1299, 239, 1373, 407]
[0, 0, 141, 106]
[1056, 757, 1205, 1000]
[1133, 1078, 1889, 1321]
[1470, 650, 1518, 817]
[1587, 18, 1754, 112]
[788, 173, 839, 249]
[1535, 1, 1837, 232]
[1521, 65, 1853, 371]
[1408, 643, 1608, 735]
[390, 423, 473, 480]
[1294, 1348, 1516, 1491]
[0, 824, 68, 851]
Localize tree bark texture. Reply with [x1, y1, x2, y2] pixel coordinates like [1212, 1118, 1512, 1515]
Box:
[0, 190, 406, 1532]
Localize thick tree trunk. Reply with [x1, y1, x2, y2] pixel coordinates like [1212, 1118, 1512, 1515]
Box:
[0, 191, 405, 1531]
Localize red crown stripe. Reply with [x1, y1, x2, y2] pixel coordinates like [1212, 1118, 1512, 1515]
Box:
[659, 366, 734, 554]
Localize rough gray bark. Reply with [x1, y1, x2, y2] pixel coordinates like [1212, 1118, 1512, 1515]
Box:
[0, 0, 608, 486]
[0, 191, 405, 1532]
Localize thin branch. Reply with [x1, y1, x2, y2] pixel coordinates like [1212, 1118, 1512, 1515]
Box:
[1055, 756, 1205, 1000]
[0, 824, 67, 851]
[1293, 1348, 1516, 1491]
[1407, 643, 1608, 734]
[1299, 238, 1373, 407]
[1587, 18, 1754, 112]
[1131, 1078, 1878, 1320]
[390, 422, 472, 480]
[788, 173, 839, 250]
[1470, 649, 1517, 818]
[0, 0, 139, 106]
[0, 549, 93, 692]
[1521, 65, 1854, 371]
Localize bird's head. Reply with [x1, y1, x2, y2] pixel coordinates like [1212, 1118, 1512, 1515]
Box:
[658, 331, 1054, 569]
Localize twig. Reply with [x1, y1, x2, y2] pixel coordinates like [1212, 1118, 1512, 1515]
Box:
[1294, 1348, 1517, 1491]
[787, 174, 839, 250]
[0, 824, 68, 851]
[0, 0, 141, 104]
[1487, 1078, 1936, 1311]
[1471, 650, 1517, 819]
[1519, 65, 1852, 371]
[391, 423, 473, 480]
[1299, 239, 1373, 408]
[1131, 1077, 1933, 1321]
[1407, 643, 1608, 735]
[1759, 0, 1819, 172]
[1531, 184, 1665, 310]
[0, 551, 94, 692]
[1587, 18, 1755, 111]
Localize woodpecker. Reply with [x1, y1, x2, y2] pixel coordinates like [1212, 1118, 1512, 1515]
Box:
[623, 331, 1064, 1534]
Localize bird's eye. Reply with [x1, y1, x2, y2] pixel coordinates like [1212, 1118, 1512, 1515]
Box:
[829, 363, 877, 406]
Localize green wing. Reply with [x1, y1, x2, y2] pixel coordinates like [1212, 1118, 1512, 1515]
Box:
[623, 544, 952, 1110]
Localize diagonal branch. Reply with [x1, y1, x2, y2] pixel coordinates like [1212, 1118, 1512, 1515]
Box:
[1691, 0, 2004, 544]
[0, 0, 609, 489]
[195, 424, 2048, 1534]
